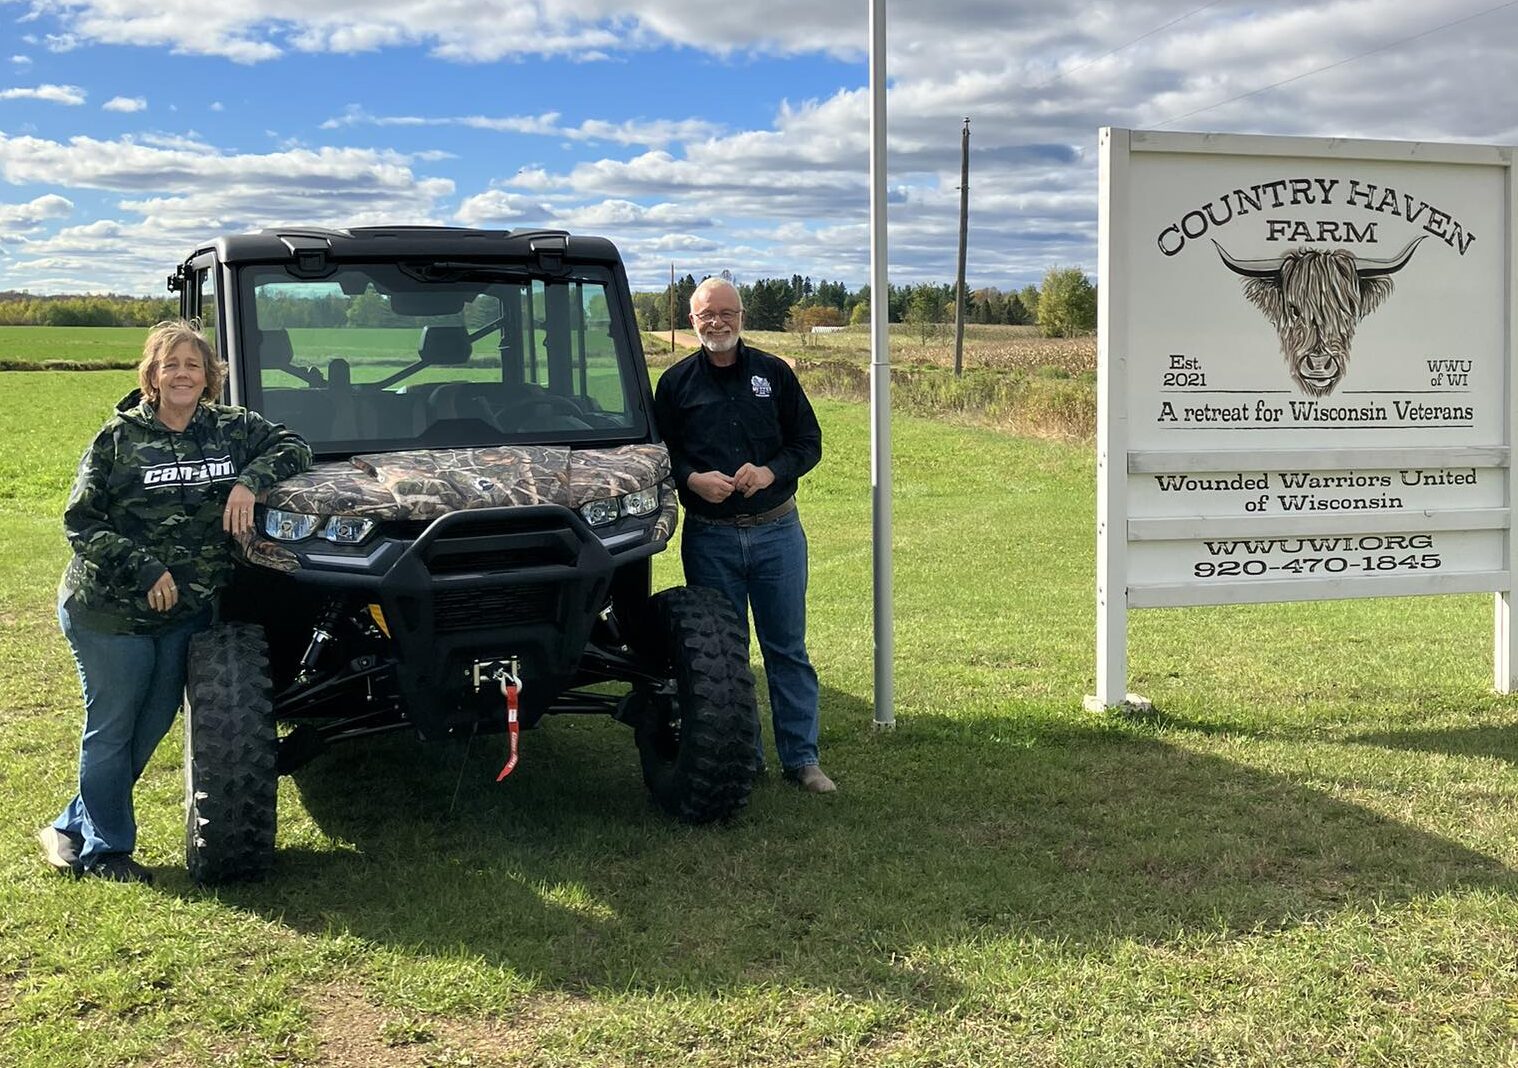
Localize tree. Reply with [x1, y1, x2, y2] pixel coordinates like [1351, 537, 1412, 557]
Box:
[1018, 284, 1040, 323]
[815, 279, 849, 311]
[631, 291, 665, 332]
[905, 284, 945, 344]
[740, 278, 794, 331]
[786, 304, 845, 332]
[1036, 266, 1097, 338]
[849, 299, 869, 326]
[971, 287, 1003, 325]
[674, 274, 698, 320]
[847, 284, 870, 322]
[346, 290, 401, 328]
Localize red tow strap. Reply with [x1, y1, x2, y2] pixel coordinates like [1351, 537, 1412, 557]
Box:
[495, 676, 520, 781]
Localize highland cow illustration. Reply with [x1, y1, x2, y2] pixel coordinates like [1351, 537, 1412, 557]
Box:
[1213, 236, 1424, 396]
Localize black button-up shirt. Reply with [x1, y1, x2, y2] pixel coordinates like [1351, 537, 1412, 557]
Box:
[653, 341, 822, 520]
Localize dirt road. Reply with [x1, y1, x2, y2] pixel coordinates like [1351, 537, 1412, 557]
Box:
[656, 330, 795, 368]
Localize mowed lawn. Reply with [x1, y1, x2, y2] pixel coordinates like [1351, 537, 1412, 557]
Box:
[3, 370, 1518, 1066]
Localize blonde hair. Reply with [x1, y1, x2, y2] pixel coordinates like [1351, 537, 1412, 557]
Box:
[137, 320, 226, 405]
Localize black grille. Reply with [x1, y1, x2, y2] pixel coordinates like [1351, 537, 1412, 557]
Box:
[433, 583, 557, 633]
[428, 547, 569, 574]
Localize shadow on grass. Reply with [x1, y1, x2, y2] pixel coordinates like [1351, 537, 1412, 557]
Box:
[175, 684, 1514, 1008]
[1108, 702, 1252, 737]
[1349, 723, 1518, 765]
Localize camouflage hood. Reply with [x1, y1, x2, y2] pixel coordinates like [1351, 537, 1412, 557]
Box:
[267, 443, 671, 522]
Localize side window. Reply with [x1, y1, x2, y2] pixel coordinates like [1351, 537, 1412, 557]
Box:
[519, 280, 626, 415]
[196, 268, 218, 355]
[577, 283, 627, 415]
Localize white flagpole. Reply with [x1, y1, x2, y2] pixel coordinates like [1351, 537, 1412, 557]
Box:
[869, 0, 894, 729]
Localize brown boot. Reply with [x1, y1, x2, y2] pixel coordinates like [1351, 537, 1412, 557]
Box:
[784, 764, 837, 793]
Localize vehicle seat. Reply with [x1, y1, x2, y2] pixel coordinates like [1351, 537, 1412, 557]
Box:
[327, 358, 364, 441]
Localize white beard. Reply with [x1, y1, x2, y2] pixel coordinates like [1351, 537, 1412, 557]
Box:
[699, 328, 740, 353]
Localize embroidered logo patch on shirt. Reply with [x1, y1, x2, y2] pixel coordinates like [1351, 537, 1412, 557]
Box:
[751, 375, 772, 398]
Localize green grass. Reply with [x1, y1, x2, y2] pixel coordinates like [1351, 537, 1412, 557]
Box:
[0, 326, 145, 368]
[4, 371, 1518, 1065]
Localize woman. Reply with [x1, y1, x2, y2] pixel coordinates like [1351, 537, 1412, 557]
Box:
[38, 320, 312, 883]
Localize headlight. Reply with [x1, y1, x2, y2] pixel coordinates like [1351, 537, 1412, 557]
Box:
[322, 516, 375, 544]
[262, 509, 374, 544]
[579, 485, 659, 527]
[579, 498, 620, 527]
[621, 486, 659, 517]
[264, 508, 319, 541]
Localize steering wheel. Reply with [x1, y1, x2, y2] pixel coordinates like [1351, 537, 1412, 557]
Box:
[487, 394, 586, 424]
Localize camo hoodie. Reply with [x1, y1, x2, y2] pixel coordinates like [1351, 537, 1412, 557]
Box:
[59, 391, 312, 634]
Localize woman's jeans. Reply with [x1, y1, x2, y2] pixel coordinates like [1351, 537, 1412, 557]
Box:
[681, 508, 820, 771]
[54, 600, 210, 866]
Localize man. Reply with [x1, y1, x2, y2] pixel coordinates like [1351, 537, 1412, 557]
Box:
[652, 277, 833, 793]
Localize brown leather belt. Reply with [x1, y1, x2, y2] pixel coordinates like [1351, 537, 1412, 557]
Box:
[688, 497, 797, 527]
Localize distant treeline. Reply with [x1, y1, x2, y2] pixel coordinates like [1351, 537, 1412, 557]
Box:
[0, 293, 178, 327]
[1, 266, 1098, 339]
[632, 267, 1096, 338]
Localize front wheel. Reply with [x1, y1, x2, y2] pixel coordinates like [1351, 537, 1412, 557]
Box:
[183, 622, 278, 883]
[634, 586, 758, 824]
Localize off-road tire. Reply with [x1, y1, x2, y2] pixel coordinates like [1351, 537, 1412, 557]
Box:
[184, 622, 277, 884]
[635, 585, 758, 823]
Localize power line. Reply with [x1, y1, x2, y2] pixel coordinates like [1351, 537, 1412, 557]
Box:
[1154, 0, 1518, 127]
[1029, 0, 1230, 92]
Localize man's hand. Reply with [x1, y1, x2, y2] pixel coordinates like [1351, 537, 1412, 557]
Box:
[147, 570, 178, 613]
[687, 470, 736, 504]
[223, 483, 256, 535]
[733, 463, 775, 498]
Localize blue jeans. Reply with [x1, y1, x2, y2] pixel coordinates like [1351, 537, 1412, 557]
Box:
[54, 600, 210, 867]
[681, 508, 820, 771]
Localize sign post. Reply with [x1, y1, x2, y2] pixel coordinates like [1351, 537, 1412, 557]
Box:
[1091, 129, 1517, 709]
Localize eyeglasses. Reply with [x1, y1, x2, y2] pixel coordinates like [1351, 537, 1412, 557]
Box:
[693, 309, 742, 324]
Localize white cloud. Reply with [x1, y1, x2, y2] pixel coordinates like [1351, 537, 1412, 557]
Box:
[28, 1, 630, 63]
[323, 105, 721, 148]
[550, 199, 715, 231]
[135, 132, 215, 151]
[0, 194, 74, 232]
[321, 105, 561, 136]
[12, 0, 871, 64]
[10, 55, 32, 65]
[454, 189, 542, 226]
[102, 95, 147, 113]
[0, 83, 86, 105]
[0, 132, 455, 293]
[209, 101, 224, 111]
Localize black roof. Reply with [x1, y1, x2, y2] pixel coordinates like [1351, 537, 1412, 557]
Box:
[188, 226, 623, 267]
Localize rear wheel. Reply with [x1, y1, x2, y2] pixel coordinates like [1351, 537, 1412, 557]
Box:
[184, 623, 278, 884]
[634, 586, 758, 823]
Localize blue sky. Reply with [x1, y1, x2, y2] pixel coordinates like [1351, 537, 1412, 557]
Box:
[3, 0, 1518, 295]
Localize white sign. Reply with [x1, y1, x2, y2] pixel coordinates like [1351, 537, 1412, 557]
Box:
[1095, 129, 1517, 707]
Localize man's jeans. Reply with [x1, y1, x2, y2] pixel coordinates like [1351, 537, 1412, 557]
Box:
[681, 508, 820, 771]
[54, 600, 209, 866]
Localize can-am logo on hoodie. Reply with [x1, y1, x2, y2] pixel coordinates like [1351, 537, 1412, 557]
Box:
[141, 455, 237, 487]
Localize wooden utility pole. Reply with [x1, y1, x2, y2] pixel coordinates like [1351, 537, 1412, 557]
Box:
[669, 263, 675, 353]
[953, 117, 970, 377]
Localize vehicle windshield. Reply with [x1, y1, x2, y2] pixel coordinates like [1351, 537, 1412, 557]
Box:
[238, 263, 646, 453]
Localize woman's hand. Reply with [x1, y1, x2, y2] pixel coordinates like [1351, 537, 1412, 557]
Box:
[147, 570, 178, 613]
[223, 483, 256, 535]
